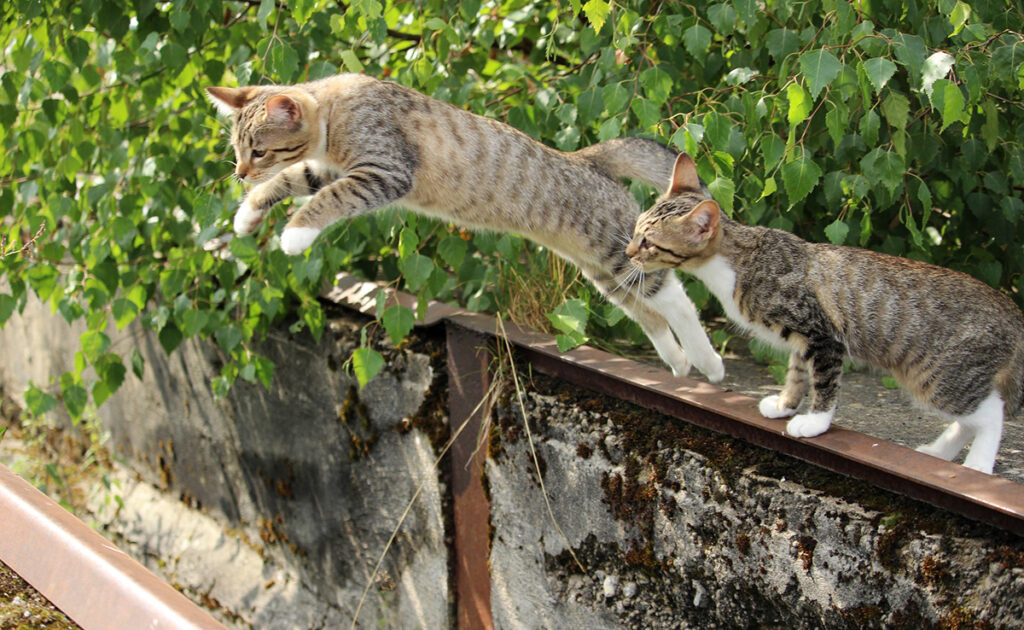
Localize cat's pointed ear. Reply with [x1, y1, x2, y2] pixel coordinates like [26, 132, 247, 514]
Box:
[668, 153, 702, 196]
[690, 199, 721, 242]
[266, 94, 302, 125]
[206, 86, 257, 116]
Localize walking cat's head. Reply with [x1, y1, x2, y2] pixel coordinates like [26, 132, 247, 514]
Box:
[206, 85, 321, 184]
[626, 153, 723, 271]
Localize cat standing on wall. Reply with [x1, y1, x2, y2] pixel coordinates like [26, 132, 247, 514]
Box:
[626, 153, 1024, 474]
[206, 73, 725, 382]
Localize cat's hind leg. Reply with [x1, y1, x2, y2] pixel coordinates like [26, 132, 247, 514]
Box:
[915, 422, 974, 461]
[784, 336, 843, 438]
[918, 392, 1003, 474]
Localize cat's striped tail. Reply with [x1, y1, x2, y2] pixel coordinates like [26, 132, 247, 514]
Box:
[574, 137, 677, 190]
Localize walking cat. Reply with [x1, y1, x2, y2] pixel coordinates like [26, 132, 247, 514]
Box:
[626, 153, 1024, 474]
[206, 74, 724, 381]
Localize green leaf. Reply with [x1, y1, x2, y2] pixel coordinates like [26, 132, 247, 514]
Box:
[786, 83, 811, 126]
[630, 98, 661, 129]
[824, 219, 849, 245]
[438, 235, 468, 270]
[159, 324, 184, 354]
[547, 298, 589, 336]
[682, 24, 712, 62]
[80, 330, 111, 363]
[340, 50, 364, 73]
[257, 0, 274, 29]
[111, 298, 138, 330]
[891, 33, 928, 86]
[981, 100, 999, 152]
[583, 0, 610, 33]
[215, 324, 241, 353]
[860, 109, 880, 146]
[880, 93, 910, 130]
[25, 384, 57, 417]
[781, 155, 823, 203]
[861, 58, 897, 94]
[707, 3, 737, 35]
[399, 252, 435, 291]
[61, 380, 88, 419]
[921, 52, 955, 95]
[930, 79, 965, 131]
[707, 177, 735, 216]
[352, 347, 385, 389]
[799, 49, 843, 98]
[860, 148, 905, 194]
[640, 66, 673, 103]
[0, 294, 16, 327]
[765, 28, 799, 62]
[270, 43, 300, 82]
[381, 305, 415, 345]
[131, 349, 145, 380]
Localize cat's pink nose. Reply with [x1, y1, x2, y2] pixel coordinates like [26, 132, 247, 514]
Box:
[625, 240, 639, 257]
[236, 165, 250, 180]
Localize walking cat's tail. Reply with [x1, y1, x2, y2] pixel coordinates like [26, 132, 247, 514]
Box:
[574, 137, 677, 190]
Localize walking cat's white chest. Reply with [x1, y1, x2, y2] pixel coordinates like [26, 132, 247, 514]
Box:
[692, 255, 790, 350]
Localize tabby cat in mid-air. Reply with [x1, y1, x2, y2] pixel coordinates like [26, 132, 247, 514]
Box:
[206, 74, 724, 381]
[626, 153, 1024, 474]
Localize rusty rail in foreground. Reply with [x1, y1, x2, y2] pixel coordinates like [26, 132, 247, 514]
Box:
[0, 463, 227, 630]
[328, 273, 1024, 538]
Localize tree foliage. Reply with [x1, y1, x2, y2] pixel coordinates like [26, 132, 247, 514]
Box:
[1, 0, 1022, 415]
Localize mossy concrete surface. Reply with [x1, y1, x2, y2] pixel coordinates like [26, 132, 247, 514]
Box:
[488, 369, 1024, 629]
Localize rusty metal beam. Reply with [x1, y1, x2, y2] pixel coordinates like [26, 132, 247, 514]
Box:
[327, 273, 1024, 539]
[446, 325, 495, 630]
[0, 463, 227, 630]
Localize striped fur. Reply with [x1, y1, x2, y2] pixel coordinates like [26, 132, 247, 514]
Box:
[207, 74, 724, 381]
[628, 153, 1024, 474]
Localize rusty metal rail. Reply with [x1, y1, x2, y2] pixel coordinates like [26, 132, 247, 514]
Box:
[0, 463, 227, 630]
[328, 273, 1024, 538]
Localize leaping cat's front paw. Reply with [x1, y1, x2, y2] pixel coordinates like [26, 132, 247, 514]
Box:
[234, 200, 265, 235]
[281, 227, 322, 255]
[758, 395, 796, 419]
[785, 410, 834, 438]
[669, 358, 692, 379]
[699, 353, 725, 383]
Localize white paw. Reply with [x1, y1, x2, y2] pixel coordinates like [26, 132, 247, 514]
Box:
[758, 395, 796, 419]
[785, 410, 834, 438]
[280, 227, 321, 255]
[669, 358, 692, 379]
[961, 459, 994, 475]
[914, 443, 955, 461]
[234, 200, 264, 235]
[700, 353, 725, 383]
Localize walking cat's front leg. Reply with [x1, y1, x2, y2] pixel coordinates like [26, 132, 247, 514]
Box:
[235, 162, 338, 235]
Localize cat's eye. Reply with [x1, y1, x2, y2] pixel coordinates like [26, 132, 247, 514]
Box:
[251, 149, 266, 159]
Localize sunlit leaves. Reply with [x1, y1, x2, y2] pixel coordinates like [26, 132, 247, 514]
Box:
[582, 0, 610, 33]
[352, 347, 384, 389]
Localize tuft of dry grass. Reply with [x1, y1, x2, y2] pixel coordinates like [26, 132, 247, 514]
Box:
[495, 247, 584, 334]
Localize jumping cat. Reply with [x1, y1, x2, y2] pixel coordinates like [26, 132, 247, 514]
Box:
[206, 74, 724, 381]
[626, 152, 1024, 474]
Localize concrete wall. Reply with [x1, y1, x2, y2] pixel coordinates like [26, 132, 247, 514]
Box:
[0, 297, 450, 629]
[3, 294, 1024, 628]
